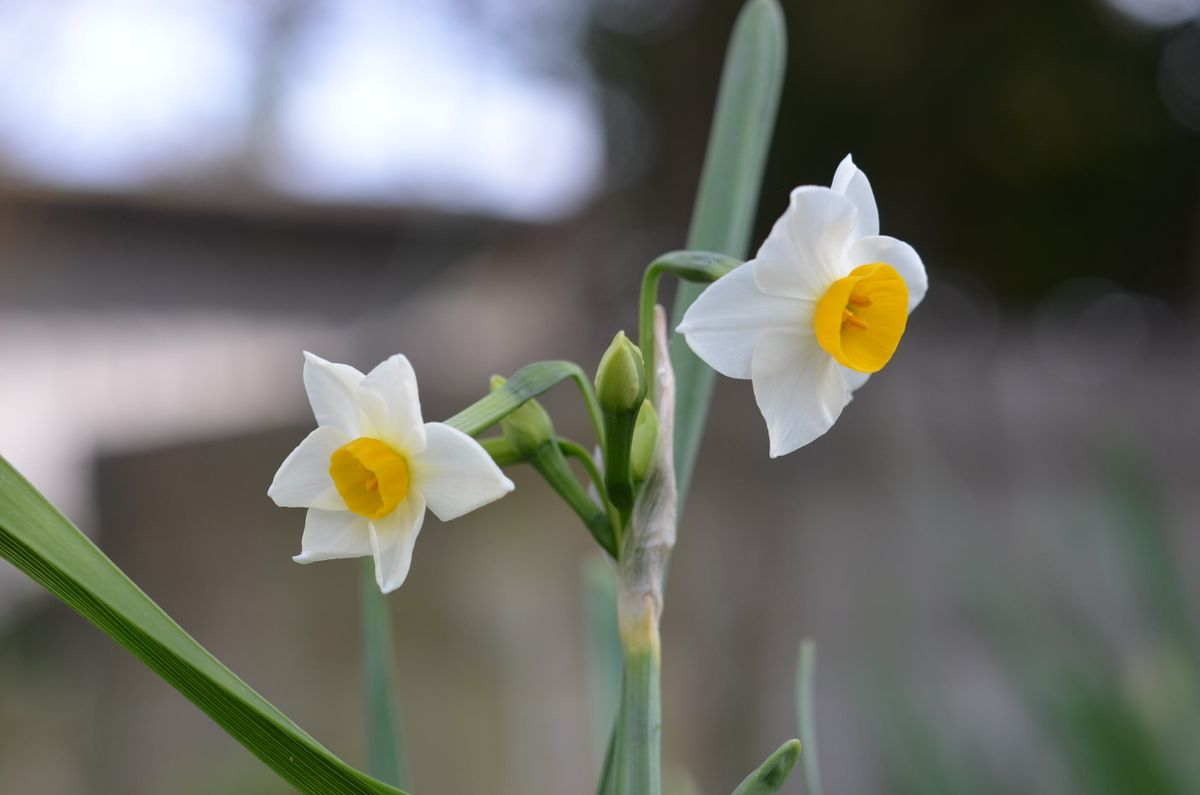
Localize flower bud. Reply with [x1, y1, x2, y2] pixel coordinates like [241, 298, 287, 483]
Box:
[490, 375, 554, 457]
[629, 400, 659, 484]
[594, 331, 647, 416]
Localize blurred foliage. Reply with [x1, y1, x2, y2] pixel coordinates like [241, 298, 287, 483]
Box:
[867, 448, 1200, 794]
[593, 0, 1198, 304]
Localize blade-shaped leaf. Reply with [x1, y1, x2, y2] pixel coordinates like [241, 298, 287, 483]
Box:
[731, 739, 802, 795]
[796, 640, 823, 795]
[362, 560, 407, 788]
[669, 0, 786, 509]
[0, 456, 406, 795]
[445, 360, 603, 443]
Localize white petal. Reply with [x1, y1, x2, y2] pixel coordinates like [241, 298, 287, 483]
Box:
[754, 187, 859, 300]
[357, 354, 426, 453]
[268, 425, 350, 509]
[846, 235, 927, 312]
[369, 494, 426, 593]
[293, 509, 371, 563]
[831, 155, 879, 239]
[303, 352, 365, 436]
[842, 367, 871, 395]
[411, 423, 515, 522]
[751, 330, 849, 457]
[676, 263, 813, 380]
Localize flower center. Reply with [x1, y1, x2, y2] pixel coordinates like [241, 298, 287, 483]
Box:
[813, 263, 909, 373]
[329, 437, 409, 519]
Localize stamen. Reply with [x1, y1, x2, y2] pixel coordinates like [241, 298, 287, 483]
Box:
[813, 262, 909, 372]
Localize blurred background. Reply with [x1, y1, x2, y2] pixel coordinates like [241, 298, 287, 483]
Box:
[1, 0, 1198, 792]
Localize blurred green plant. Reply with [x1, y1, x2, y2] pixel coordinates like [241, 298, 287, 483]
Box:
[865, 448, 1200, 795]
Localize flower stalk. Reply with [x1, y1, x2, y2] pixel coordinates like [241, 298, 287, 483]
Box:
[613, 307, 677, 795]
[488, 375, 618, 556]
[531, 441, 617, 558]
[595, 332, 648, 520]
[637, 250, 740, 399]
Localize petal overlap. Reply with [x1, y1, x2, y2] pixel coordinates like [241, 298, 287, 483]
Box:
[271, 353, 514, 592]
[678, 155, 927, 455]
[412, 423, 515, 522]
[677, 264, 813, 379]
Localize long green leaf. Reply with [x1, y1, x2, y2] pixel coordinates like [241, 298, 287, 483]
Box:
[0, 456, 406, 795]
[796, 640, 823, 795]
[668, 0, 786, 508]
[362, 560, 407, 788]
[731, 740, 802, 795]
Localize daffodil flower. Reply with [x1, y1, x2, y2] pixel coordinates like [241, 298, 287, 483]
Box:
[269, 353, 515, 593]
[677, 155, 928, 457]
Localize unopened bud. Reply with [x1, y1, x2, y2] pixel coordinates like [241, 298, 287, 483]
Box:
[630, 401, 659, 484]
[491, 375, 554, 457]
[594, 331, 647, 416]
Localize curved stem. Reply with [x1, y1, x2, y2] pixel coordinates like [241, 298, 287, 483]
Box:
[560, 438, 623, 542]
[531, 442, 618, 558]
[571, 371, 607, 453]
[478, 436, 523, 467]
[637, 252, 740, 403]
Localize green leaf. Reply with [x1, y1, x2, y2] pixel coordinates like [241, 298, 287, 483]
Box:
[796, 640, 823, 795]
[0, 456, 406, 795]
[361, 560, 407, 788]
[446, 360, 603, 445]
[669, 0, 786, 509]
[731, 739, 802, 795]
[583, 559, 622, 795]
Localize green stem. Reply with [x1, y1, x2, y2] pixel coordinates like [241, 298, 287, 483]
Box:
[361, 561, 407, 788]
[531, 443, 617, 558]
[560, 438, 622, 534]
[602, 410, 639, 523]
[638, 251, 740, 400]
[478, 436, 523, 467]
[615, 601, 661, 795]
[558, 439, 602, 495]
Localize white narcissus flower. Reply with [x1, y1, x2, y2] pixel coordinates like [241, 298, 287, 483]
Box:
[677, 155, 928, 457]
[269, 353, 515, 593]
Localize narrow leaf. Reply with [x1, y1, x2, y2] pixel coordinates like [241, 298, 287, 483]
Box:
[446, 360, 603, 445]
[362, 560, 407, 788]
[731, 739, 802, 795]
[582, 559, 622, 776]
[796, 640, 823, 795]
[669, 0, 786, 509]
[0, 456, 406, 795]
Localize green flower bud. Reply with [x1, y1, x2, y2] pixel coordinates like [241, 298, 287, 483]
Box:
[490, 375, 554, 457]
[594, 331, 647, 416]
[629, 400, 659, 484]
